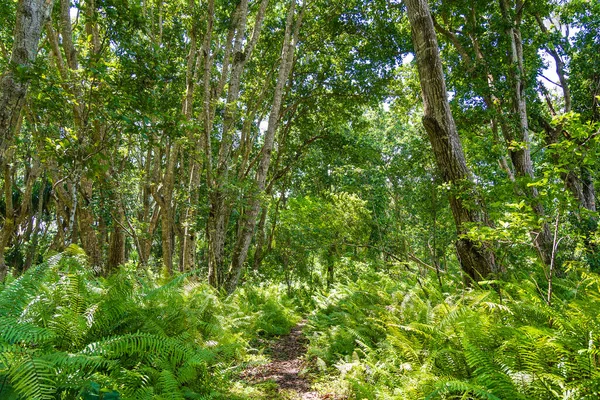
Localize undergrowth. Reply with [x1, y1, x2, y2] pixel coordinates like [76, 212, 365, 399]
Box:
[304, 270, 600, 399]
[3, 248, 600, 400]
[0, 249, 300, 399]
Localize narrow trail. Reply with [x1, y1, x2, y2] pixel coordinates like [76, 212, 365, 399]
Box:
[242, 322, 330, 399]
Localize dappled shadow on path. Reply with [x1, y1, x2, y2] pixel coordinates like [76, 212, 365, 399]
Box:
[242, 322, 334, 399]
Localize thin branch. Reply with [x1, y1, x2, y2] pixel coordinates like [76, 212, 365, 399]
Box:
[548, 211, 561, 307]
[343, 242, 444, 274]
[538, 73, 562, 87]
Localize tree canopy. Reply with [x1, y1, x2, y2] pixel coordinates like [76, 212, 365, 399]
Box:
[1, 0, 599, 398]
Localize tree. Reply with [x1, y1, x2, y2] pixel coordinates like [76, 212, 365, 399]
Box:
[0, 0, 55, 157]
[0, 0, 55, 281]
[404, 0, 497, 281]
[273, 193, 370, 288]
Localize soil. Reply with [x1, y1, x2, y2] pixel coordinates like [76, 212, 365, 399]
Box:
[242, 322, 334, 399]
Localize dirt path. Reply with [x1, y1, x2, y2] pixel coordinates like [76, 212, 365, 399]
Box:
[242, 322, 323, 399]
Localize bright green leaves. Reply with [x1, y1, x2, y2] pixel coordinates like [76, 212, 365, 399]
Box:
[0, 252, 303, 398]
[272, 192, 371, 284]
[305, 269, 600, 399]
[6, 355, 56, 400]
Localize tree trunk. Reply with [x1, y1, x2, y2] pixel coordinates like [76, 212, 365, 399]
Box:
[160, 207, 174, 274]
[207, 199, 226, 287]
[208, 0, 251, 282]
[76, 177, 102, 269]
[107, 201, 126, 273]
[0, 0, 55, 158]
[326, 244, 336, 289]
[206, 0, 269, 289]
[0, 0, 55, 281]
[404, 0, 497, 281]
[24, 177, 46, 271]
[499, 0, 554, 267]
[0, 161, 15, 281]
[225, 0, 302, 293]
[178, 0, 207, 273]
[251, 206, 269, 270]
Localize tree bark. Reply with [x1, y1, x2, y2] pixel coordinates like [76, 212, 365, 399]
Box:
[1, 0, 55, 281]
[404, 0, 497, 281]
[0, 161, 15, 281]
[0, 0, 55, 159]
[77, 185, 102, 268]
[107, 199, 126, 273]
[24, 177, 46, 271]
[153, 144, 178, 275]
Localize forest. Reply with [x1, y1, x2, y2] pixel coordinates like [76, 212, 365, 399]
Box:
[0, 0, 599, 398]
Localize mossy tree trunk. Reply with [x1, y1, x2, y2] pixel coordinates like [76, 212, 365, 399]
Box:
[404, 0, 498, 281]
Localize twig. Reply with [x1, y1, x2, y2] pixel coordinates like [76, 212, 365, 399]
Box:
[407, 252, 443, 273]
[343, 242, 444, 274]
[548, 211, 561, 307]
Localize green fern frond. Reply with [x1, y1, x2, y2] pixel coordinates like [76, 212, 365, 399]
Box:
[0, 317, 55, 345]
[425, 380, 502, 400]
[7, 353, 56, 400]
[156, 369, 184, 400]
[83, 333, 192, 367]
[0, 262, 51, 318]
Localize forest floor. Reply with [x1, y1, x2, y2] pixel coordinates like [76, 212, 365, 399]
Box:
[241, 321, 341, 400]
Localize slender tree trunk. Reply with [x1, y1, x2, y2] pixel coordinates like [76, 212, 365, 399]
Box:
[326, 244, 336, 289]
[206, 0, 244, 288]
[208, 0, 250, 283]
[535, 15, 571, 114]
[76, 177, 102, 268]
[252, 206, 269, 270]
[404, 0, 497, 281]
[156, 144, 178, 275]
[138, 148, 158, 266]
[581, 168, 596, 212]
[0, 0, 55, 281]
[498, 0, 554, 267]
[179, 0, 205, 272]
[225, 0, 302, 293]
[0, 162, 15, 281]
[12, 152, 42, 273]
[0, 145, 39, 277]
[107, 200, 126, 273]
[534, 15, 596, 214]
[24, 177, 46, 271]
[206, 0, 269, 289]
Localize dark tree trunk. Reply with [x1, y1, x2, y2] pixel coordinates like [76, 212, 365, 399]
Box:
[107, 201, 126, 273]
[24, 178, 46, 271]
[498, 0, 554, 267]
[404, 0, 497, 281]
[0, 163, 15, 281]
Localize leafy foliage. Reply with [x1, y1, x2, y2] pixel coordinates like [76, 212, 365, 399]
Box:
[0, 253, 300, 399]
[304, 270, 600, 399]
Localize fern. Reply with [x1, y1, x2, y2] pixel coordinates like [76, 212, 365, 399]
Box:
[0, 252, 293, 398]
[425, 380, 502, 400]
[7, 354, 55, 400]
[0, 261, 52, 318]
[304, 270, 600, 399]
[0, 317, 55, 345]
